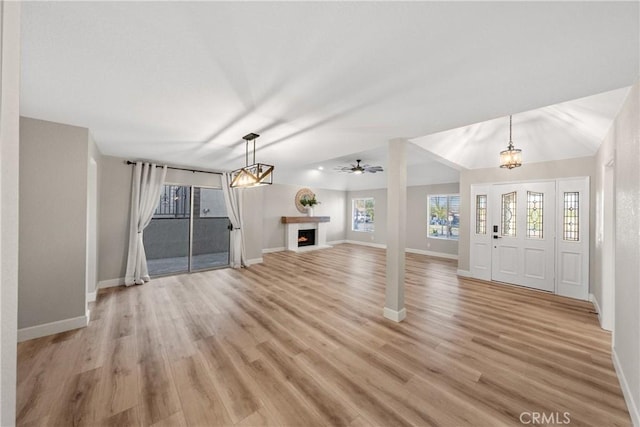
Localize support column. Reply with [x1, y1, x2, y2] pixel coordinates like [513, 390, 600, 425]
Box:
[384, 138, 407, 322]
[0, 1, 21, 424]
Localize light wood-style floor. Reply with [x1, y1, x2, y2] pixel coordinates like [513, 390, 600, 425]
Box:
[17, 244, 630, 426]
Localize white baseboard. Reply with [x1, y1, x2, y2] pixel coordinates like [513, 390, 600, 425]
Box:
[291, 244, 333, 253]
[383, 307, 407, 322]
[612, 347, 640, 427]
[246, 257, 264, 266]
[345, 240, 387, 249]
[456, 269, 472, 278]
[589, 293, 603, 325]
[98, 278, 124, 289]
[18, 314, 89, 342]
[262, 247, 285, 254]
[327, 240, 346, 245]
[344, 241, 459, 261]
[405, 248, 458, 260]
[87, 291, 97, 303]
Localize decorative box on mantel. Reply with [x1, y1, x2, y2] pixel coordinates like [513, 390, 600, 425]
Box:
[281, 216, 331, 252]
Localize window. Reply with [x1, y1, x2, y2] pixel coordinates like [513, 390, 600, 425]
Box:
[352, 198, 374, 232]
[476, 195, 487, 235]
[155, 185, 191, 218]
[428, 195, 460, 240]
[501, 191, 517, 237]
[526, 191, 544, 239]
[563, 192, 579, 241]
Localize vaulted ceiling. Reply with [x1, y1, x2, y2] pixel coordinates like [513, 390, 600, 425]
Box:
[20, 2, 639, 190]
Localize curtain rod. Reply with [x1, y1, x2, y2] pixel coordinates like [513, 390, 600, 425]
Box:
[125, 160, 223, 176]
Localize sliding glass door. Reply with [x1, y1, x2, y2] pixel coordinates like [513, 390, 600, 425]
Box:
[144, 185, 230, 277]
[191, 187, 230, 271]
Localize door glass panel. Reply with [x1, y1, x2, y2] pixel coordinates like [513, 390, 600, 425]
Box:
[192, 187, 230, 271]
[144, 185, 191, 276]
[501, 191, 517, 237]
[563, 192, 579, 241]
[527, 191, 544, 239]
[476, 195, 487, 235]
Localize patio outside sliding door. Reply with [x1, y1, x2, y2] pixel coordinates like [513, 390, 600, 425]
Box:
[144, 185, 192, 276]
[191, 187, 230, 271]
[144, 185, 230, 277]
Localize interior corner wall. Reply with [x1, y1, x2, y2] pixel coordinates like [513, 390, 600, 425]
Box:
[98, 155, 132, 283]
[19, 117, 89, 330]
[261, 184, 347, 251]
[0, 1, 21, 423]
[607, 80, 639, 426]
[458, 157, 597, 276]
[345, 183, 460, 256]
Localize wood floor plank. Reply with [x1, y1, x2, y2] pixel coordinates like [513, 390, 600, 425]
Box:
[170, 355, 233, 427]
[137, 354, 181, 425]
[235, 407, 272, 427]
[15, 244, 631, 427]
[256, 339, 359, 426]
[96, 335, 138, 420]
[196, 335, 262, 424]
[49, 367, 103, 426]
[97, 406, 140, 427]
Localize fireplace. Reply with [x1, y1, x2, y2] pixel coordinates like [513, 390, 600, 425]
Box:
[298, 229, 316, 247]
[281, 216, 330, 252]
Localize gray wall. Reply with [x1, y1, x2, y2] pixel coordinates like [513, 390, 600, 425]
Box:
[0, 2, 21, 422]
[19, 117, 89, 328]
[262, 184, 347, 250]
[598, 81, 640, 421]
[144, 217, 230, 259]
[345, 183, 460, 256]
[98, 155, 132, 283]
[458, 156, 596, 276]
[144, 219, 190, 259]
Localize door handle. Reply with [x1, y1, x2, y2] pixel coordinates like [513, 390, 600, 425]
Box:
[493, 235, 502, 239]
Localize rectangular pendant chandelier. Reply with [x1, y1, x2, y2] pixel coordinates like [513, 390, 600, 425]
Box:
[230, 163, 274, 188]
[230, 133, 274, 188]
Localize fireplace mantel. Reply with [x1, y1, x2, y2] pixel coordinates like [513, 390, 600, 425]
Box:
[281, 216, 330, 224]
[282, 217, 331, 252]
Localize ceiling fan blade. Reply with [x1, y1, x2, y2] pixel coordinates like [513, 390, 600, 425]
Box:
[364, 166, 384, 172]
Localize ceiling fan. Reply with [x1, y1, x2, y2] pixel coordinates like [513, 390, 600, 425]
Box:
[336, 159, 384, 174]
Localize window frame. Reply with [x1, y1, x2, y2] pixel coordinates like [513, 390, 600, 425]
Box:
[351, 197, 375, 233]
[427, 194, 460, 241]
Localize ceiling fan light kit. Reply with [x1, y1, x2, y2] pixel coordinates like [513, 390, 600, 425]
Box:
[230, 133, 275, 188]
[499, 115, 523, 169]
[337, 159, 384, 174]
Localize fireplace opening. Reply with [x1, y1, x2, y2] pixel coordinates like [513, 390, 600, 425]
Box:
[298, 229, 316, 247]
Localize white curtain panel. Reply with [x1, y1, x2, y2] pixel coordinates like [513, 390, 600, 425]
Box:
[124, 162, 167, 285]
[222, 172, 246, 268]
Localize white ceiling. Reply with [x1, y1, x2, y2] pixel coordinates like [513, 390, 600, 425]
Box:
[276, 144, 460, 191]
[412, 87, 631, 170]
[20, 2, 639, 189]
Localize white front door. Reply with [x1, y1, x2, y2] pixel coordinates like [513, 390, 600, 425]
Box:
[470, 178, 590, 300]
[491, 182, 556, 292]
